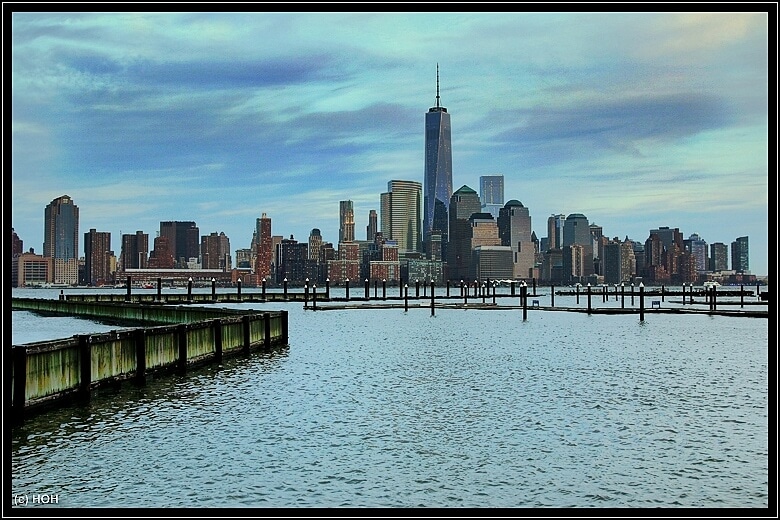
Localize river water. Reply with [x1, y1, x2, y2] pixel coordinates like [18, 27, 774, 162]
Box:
[10, 288, 770, 509]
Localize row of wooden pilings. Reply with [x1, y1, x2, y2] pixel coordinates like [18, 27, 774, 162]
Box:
[300, 280, 751, 322]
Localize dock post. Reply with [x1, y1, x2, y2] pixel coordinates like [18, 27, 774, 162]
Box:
[532, 278, 537, 297]
[551, 283, 555, 308]
[382, 279, 386, 300]
[177, 325, 188, 372]
[374, 280, 378, 299]
[415, 279, 420, 299]
[661, 285, 665, 302]
[404, 284, 409, 312]
[134, 329, 146, 385]
[157, 277, 162, 302]
[312, 284, 317, 310]
[237, 278, 242, 301]
[187, 277, 193, 302]
[264, 313, 271, 350]
[463, 280, 468, 305]
[211, 278, 217, 302]
[78, 334, 92, 401]
[621, 283, 625, 309]
[283, 278, 288, 300]
[345, 278, 350, 301]
[262, 278, 267, 300]
[304, 279, 309, 309]
[365, 278, 369, 300]
[631, 283, 635, 306]
[242, 315, 251, 354]
[681, 283, 685, 305]
[712, 286, 717, 312]
[126, 276, 131, 302]
[522, 282, 528, 321]
[446, 280, 450, 298]
[639, 284, 645, 322]
[511, 281, 516, 297]
[587, 283, 592, 315]
[576, 283, 580, 304]
[430, 281, 435, 316]
[13, 346, 27, 424]
[281, 310, 289, 344]
[740, 285, 744, 308]
[213, 319, 223, 364]
[326, 278, 330, 299]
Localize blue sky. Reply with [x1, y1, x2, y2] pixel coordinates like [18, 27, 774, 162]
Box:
[10, 10, 771, 276]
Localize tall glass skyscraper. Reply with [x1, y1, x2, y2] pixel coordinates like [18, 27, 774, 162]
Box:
[43, 194, 79, 285]
[479, 175, 504, 219]
[339, 200, 355, 244]
[380, 180, 422, 254]
[423, 64, 452, 253]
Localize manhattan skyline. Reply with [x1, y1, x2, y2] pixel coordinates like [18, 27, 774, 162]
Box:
[10, 10, 770, 276]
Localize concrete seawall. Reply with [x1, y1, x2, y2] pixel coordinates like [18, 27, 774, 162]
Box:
[10, 298, 288, 423]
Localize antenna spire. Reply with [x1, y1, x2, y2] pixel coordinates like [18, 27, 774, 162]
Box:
[436, 63, 440, 108]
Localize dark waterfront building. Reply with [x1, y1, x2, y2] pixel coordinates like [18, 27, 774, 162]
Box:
[423, 64, 453, 255]
[12, 228, 23, 256]
[159, 221, 199, 268]
[148, 235, 175, 269]
[710, 242, 729, 272]
[201, 231, 231, 270]
[121, 231, 149, 270]
[43, 195, 80, 285]
[367, 210, 378, 242]
[83, 228, 113, 286]
[497, 200, 534, 280]
[276, 235, 308, 284]
[562, 213, 593, 283]
[447, 185, 481, 281]
[683, 233, 708, 273]
[255, 213, 273, 282]
[731, 236, 749, 273]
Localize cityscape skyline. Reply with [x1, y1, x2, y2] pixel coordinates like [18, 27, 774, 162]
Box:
[10, 11, 770, 276]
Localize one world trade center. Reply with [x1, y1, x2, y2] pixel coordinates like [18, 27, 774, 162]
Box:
[423, 64, 452, 258]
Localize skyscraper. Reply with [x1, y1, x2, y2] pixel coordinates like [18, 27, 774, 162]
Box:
[447, 185, 481, 281]
[547, 214, 566, 250]
[380, 180, 422, 254]
[562, 213, 594, 282]
[423, 64, 453, 252]
[255, 213, 272, 281]
[121, 231, 149, 270]
[710, 242, 729, 271]
[731, 236, 749, 273]
[479, 175, 504, 219]
[84, 228, 113, 286]
[43, 195, 79, 285]
[366, 210, 378, 241]
[497, 200, 534, 280]
[159, 221, 199, 268]
[339, 200, 355, 244]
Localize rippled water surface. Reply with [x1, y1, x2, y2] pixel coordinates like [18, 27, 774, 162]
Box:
[11, 289, 769, 508]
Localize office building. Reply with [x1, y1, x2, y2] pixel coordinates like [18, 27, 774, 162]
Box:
[497, 200, 535, 280]
[159, 221, 199, 268]
[255, 213, 272, 281]
[380, 180, 422, 254]
[709, 242, 729, 272]
[84, 228, 113, 286]
[367, 210, 378, 241]
[547, 214, 566, 250]
[562, 213, 594, 282]
[121, 231, 149, 270]
[12, 228, 23, 256]
[309, 228, 323, 263]
[479, 175, 504, 219]
[731, 236, 749, 273]
[43, 195, 80, 285]
[339, 200, 355, 244]
[683, 233, 708, 273]
[423, 64, 453, 251]
[447, 185, 481, 281]
[201, 231, 231, 270]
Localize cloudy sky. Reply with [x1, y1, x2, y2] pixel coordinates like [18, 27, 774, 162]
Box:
[10, 10, 770, 276]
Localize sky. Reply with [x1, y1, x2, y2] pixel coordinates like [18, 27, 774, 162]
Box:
[9, 9, 772, 276]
